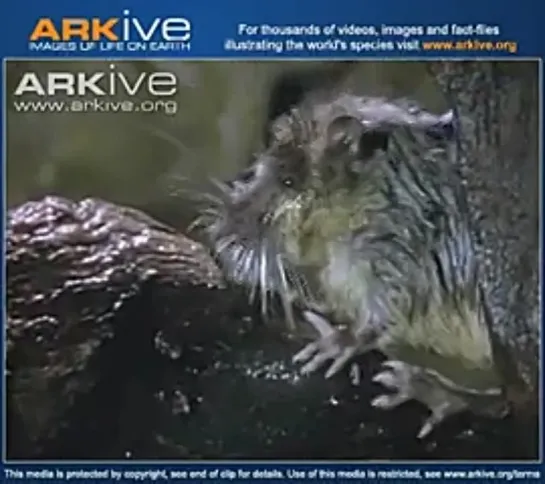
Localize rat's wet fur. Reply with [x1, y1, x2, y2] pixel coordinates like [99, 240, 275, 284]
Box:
[195, 94, 508, 438]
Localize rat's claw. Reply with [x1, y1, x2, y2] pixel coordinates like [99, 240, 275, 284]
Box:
[324, 346, 357, 378]
[299, 345, 339, 375]
[292, 311, 335, 364]
[292, 342, 317, 364]
[293, 311, 358, 378]
[371, 360, 416, 409]
[298, 343, 358, 377]
[372, 360, 468, 439]
[417, 398, 468, 439]
[302, 310, 336, 337]
[417, 403, 450, 439]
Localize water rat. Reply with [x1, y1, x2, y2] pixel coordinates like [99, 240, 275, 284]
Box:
[195, 94, 508, 438]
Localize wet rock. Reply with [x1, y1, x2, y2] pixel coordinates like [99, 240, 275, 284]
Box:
[6, 195, 226, 458]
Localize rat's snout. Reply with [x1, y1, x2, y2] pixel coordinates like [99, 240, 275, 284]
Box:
[222, 158, 277, 209]
[222, 163, 267, 204]
[237, 166, 258, 183]
[225, 166, 258, 191]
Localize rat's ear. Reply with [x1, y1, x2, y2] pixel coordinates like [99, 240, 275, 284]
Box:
[327, 115, 389, 160]
[326, 115, 363, 146]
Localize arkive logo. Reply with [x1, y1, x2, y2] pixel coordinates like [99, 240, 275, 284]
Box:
[30, 10, 191, 42]
[13, 64, 179, 97]
[28, 10, 192, 53]
[11, 64, 180, 117]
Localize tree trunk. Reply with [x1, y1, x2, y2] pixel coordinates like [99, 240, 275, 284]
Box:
[429, 61, 539, 449]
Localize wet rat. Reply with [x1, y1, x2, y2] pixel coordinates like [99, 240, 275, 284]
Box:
[195, 93, 508, 438]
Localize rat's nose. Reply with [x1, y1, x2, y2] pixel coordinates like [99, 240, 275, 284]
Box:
[236, 167, 257, 184]
[224, 166, 257, 191]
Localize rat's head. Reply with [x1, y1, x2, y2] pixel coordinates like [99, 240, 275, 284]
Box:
[194, 94, 456, 317]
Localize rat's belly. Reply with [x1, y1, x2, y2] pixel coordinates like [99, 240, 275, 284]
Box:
[314, 242, 366, 323]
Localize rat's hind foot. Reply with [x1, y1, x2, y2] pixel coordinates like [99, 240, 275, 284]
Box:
[371, 360, 417, 408]
[293, 310, 370, 379]
[371, 360, 468, 439]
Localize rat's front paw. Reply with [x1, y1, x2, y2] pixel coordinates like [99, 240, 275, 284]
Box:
[292, 311, 359, 379]
[371, 360, 468, 439]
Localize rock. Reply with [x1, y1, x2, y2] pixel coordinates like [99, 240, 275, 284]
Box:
[6, 195, 225, 458]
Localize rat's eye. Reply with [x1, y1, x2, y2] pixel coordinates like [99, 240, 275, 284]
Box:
[274, 145, 307, 189]
[282, 177, 294, 187]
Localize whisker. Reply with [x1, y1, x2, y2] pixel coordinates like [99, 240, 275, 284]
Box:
[190, 191, 225, 206]
[248, 249, 259, 303]
[131, 121, 190, 158]
[216, 234, 237, 255]
[164, 174, 201, 203]
[271, 196, 297, 224]
[276, 253, 296, 330]
[210, 177, 232, 197]
[230, 245, 245, 280]
[240, 248, 255, 283]
[260, 242, 269, 318]
[200, 188, 311, 328]
[288, 265, 315, 307]
[198, 207, 222, 219]
[174, 185, 225, 207]
[187, 215, 207, 232]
